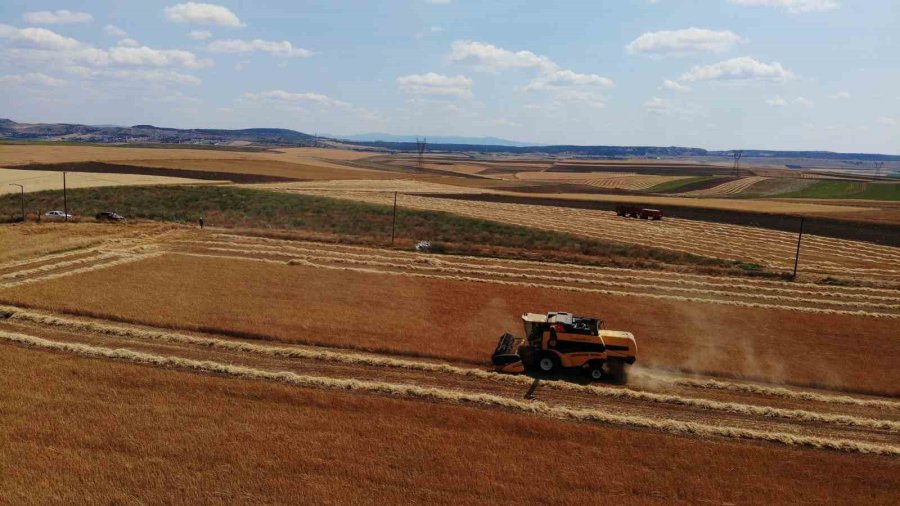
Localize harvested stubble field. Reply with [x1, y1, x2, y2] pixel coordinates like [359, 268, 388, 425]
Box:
[2, 230, 897, 394]
[0, 168, 214, 195]
[513, 171, 693, 191]
[0, 222, 898, 502]
[276, 188, 900, 283]
[679, 176, 771, 197]
[3, 344, 897, 504]
[0, 145, 387, 182]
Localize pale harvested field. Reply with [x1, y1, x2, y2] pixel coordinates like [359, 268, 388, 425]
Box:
[246, 178, 491, 194]
[680, 176, 771, 197]
[499, 191, 879, 215]
[515, 171, 692, 190]
[0, 145, 387, 180]
[0, 168, 215, 194]
[0, 145, 368, 166]
[268, 189, 900, 282]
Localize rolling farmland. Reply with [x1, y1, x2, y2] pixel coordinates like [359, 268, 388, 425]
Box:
[1, 146, 898, 503]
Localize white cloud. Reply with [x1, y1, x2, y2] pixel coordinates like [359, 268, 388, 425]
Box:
[425, 0, 452, 4]
[450, 40, 556, 73]
[415, 25, 443, 39]
[877, 117, 896, 126]
[241, 90, 352, 109]
[104, 25, 127, 37]
[0, 72, 66, 86]
[0, 25, 213, 70]
[164, 3, 243, 27]
[396, 72, 473, 97]
[117, 38, 141, 48]
[23, 10, 93, 25]
[1, 25, 82, 50]
[660, 79, 691, 92]
[643, 96, 670, 114]
[626, 28, 742, 56]
[728, 0, 839, 14]
[450, 40, 612, 107]
[766, 96, 813, 107]
[107, 46, 212, 69]
[101, 69, 202, 86]
[188, 30, 212, 40]
[207, 39, 314, 58]
[678, 56, 794, 82]
[829, 91, 850, 99]
[522, 69, 613, 92]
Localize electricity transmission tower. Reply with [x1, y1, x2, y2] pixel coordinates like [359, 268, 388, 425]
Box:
[733, 150, 743, 178]
[874, 161, 885, 177]
[415, 137, 427, 169]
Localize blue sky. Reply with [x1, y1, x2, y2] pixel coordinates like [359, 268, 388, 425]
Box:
[1, 1, 898, 153]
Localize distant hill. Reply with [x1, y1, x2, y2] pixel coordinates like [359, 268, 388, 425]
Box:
[2, 119, 898, 162]
[0, 119, 315, 146]
[338, 132, 538, 147]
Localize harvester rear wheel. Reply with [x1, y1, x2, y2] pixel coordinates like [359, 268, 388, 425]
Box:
[607, 359, 627, 384]
[587, 363, 604, 381]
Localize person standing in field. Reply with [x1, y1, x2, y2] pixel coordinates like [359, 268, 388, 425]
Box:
[199, 216, 204, 229]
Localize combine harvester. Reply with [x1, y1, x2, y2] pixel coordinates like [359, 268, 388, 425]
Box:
[492, 312, 637, 383]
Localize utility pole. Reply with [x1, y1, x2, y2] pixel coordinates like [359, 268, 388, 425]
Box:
[733, 150, 743, 178]
[390, 191, 398, 245]
[63, 171, 69, 222]
[792, 217, 804, 280]
[415, 137, 427, 169]
[9, 184, 24, 222]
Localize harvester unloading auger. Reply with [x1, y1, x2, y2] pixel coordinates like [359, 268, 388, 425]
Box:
[492, 312, 637, 383]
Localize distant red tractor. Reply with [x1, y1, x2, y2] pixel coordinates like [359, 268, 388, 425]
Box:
[615, 205, 663, 220]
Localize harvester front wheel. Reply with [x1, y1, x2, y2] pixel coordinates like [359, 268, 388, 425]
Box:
[538, 355, 557, 374]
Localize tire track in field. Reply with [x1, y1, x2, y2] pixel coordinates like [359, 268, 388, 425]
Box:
[2, 329, 897, 456]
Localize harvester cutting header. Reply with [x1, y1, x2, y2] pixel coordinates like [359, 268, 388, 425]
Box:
[492, 312, 637, 383]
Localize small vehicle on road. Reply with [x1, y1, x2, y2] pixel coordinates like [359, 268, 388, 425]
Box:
[615, 205, 663, 220]
[95, 211, 125, 222]
[44, 210, 73, 219]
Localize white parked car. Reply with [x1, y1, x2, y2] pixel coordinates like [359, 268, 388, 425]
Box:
[44, 210, 73, 219]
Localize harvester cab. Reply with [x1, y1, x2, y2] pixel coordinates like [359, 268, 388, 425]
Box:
[491, 311, 637, 382]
